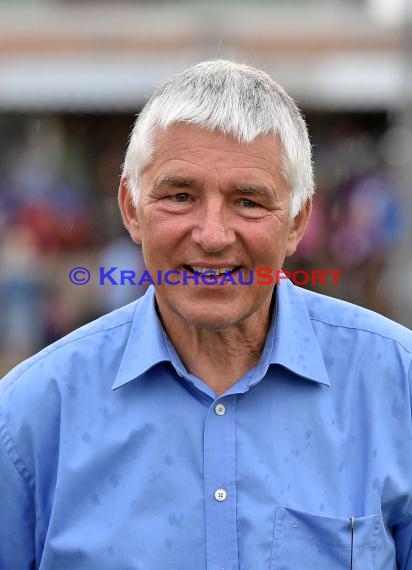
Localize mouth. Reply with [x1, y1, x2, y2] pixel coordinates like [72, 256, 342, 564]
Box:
[184, 265, 241, 281]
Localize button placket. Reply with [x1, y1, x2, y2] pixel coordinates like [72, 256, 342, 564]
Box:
[204, 397, 238, 569]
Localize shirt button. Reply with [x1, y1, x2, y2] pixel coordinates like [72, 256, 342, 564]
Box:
[214, 488, 227, 502]
[215, 403, 226, 416]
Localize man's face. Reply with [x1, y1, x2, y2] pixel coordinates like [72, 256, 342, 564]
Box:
[119, 123, 310, 331]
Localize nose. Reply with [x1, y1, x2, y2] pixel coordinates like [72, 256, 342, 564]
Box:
[191, 200, 236, 253]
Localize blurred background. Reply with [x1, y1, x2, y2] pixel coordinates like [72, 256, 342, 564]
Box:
[0, 0, 411, 375]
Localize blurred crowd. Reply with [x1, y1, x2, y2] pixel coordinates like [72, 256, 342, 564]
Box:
[0, 111, 404, 374]
[288, 113, 403, 315]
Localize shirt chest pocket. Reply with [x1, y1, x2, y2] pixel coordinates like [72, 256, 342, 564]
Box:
[270, 507, 382, 570]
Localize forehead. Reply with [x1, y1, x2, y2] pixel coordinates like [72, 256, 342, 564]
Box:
[144, 123, 284, 184]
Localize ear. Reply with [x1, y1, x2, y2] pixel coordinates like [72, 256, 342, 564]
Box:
[285, 199, 312, 257]
[118, 178, 142, 245]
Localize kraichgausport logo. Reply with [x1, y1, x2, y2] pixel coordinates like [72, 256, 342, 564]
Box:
[68, 267, 343, 286]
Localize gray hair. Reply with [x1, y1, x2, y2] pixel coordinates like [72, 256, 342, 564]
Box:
[122, 60, 314, 217]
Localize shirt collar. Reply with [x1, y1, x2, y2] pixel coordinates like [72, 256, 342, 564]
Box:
[270, 278, 330, 387]
[113, 279, 330, 390]
[113, 286, 171, 390]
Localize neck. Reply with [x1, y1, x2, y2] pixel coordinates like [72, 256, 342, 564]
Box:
[157, 300, 273, 397]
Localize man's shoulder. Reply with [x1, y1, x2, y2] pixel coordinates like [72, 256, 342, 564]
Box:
[298, 286, 412, 354]
[0, 298, 141, 401]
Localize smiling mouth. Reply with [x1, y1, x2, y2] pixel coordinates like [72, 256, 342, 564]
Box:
[184, 265, 241, 279]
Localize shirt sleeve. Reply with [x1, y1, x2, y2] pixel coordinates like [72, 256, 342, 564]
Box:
[396, 360, 412, 570]
[0, 415, 36, 570]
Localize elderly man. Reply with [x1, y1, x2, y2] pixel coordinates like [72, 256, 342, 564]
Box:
[1, 60, 412, 570]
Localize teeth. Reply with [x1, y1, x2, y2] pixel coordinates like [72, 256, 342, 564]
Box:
[191, 266, 236, 275]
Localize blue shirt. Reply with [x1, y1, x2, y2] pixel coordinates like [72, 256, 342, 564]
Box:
[1, 279, 412, 570]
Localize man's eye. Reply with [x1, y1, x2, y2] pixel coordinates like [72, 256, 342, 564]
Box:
[171, 193, 190, 203]
[239, 199, 259, 208]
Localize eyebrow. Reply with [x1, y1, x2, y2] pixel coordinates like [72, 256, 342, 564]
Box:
[153, 175, 199, 192]
[233, 184, 275, 200]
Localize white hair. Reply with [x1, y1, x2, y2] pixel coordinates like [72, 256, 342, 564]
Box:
[122, 60, 314, 217]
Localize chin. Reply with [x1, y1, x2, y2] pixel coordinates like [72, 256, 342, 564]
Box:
[176, 305, 251, 331]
